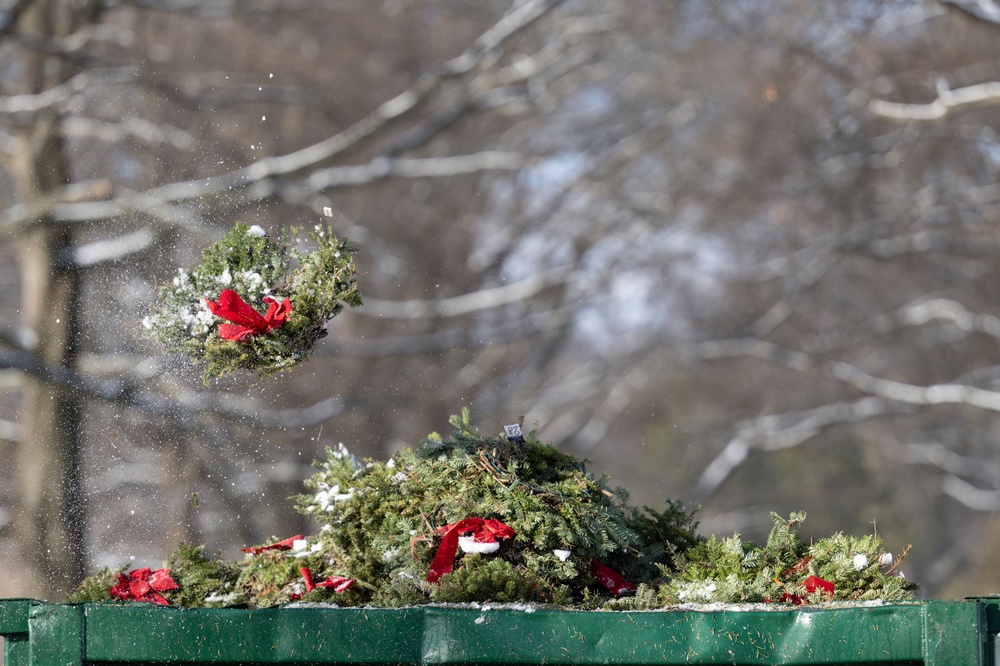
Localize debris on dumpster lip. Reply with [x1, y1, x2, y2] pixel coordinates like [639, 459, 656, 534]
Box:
[67, 410, 918, 610]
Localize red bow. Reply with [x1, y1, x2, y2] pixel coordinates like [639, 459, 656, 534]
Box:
[109, 567, 179, 605]
[591, 560, 636, 597]
[205, 289, 292, 341]
[425, 518, 515, 583]
[299, 566, 355, 595]
[242, 534, 302, 554]
[779, 575, 835, 605]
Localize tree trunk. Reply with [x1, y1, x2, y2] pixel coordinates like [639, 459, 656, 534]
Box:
[13, 0, 90, 599]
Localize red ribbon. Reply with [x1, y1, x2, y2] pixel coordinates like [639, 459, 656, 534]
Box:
[301, 566, 315, 592]
[779, 575, 835, 605]
[205, 289, 292, 341]
[242, 534, 302, 554]
[300, 566, 355, 595]
[109, 567, 179, 605]
[591, 560, 636, 597]
[425, 518, 515, 583]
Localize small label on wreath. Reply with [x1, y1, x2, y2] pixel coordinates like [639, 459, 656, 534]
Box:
[503, 423, 524, 442]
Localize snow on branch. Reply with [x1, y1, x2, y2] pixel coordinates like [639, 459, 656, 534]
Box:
[869, 80, 1000, 121]
[277, 152, 531, 203]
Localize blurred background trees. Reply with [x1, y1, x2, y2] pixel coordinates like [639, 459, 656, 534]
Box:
[3, 0, 1000, 602]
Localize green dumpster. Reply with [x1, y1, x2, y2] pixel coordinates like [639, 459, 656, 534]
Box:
[3, 598, 1000, 666]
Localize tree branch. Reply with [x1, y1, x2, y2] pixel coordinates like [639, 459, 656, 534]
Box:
[941, 474, 1000, 511]
[4, 0, 566, 235]
[694, 397, 912, 497]
[695, 337, 1000, 412]
[358, 268, 568, 319]
[894, 297, 1000, 340]
[61, 116, 195, 150]
[869, 80, 1000, 121]
[941, 0, 1000, 26]
[0, 346, 349, 428]
[321, 306, 575, 357]
[279, 151, 532, 204]
[56, 227, 156, 268]
[0, 67, 134, 116]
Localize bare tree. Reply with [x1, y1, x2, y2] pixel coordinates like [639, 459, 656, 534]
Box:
[6, 0, 1000, 603]
[0, 0, 616, 599]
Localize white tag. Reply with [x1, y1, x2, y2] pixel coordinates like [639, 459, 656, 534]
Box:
[503, 423, 524, 442]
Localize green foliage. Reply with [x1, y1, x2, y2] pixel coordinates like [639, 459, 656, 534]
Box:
[165, 544, 242, 607]
[68, 414, 918, 610]
[142, 222, 361, 383]
[66, 566, 123, 603]
[294, 409, 698, 606]
[431, 556, 543, 604]
[638, 512, 918, 607]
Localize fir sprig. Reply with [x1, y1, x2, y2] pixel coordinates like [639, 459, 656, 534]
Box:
[620, 512, 918, 608]
[69, 413, 916, 610]
[293, 408, 699, 606]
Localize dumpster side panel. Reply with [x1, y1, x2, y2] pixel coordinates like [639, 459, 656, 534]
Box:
[0, 601, 34, 637]
[421, 606, 927, 665]
[3, 636, 29, 666]
[922, 602, 984, 666]
[0, 600, 990, 666]
[0, 600, 37, 666]
[84, 605, 424, 665]
[28, 605, 83, 666]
